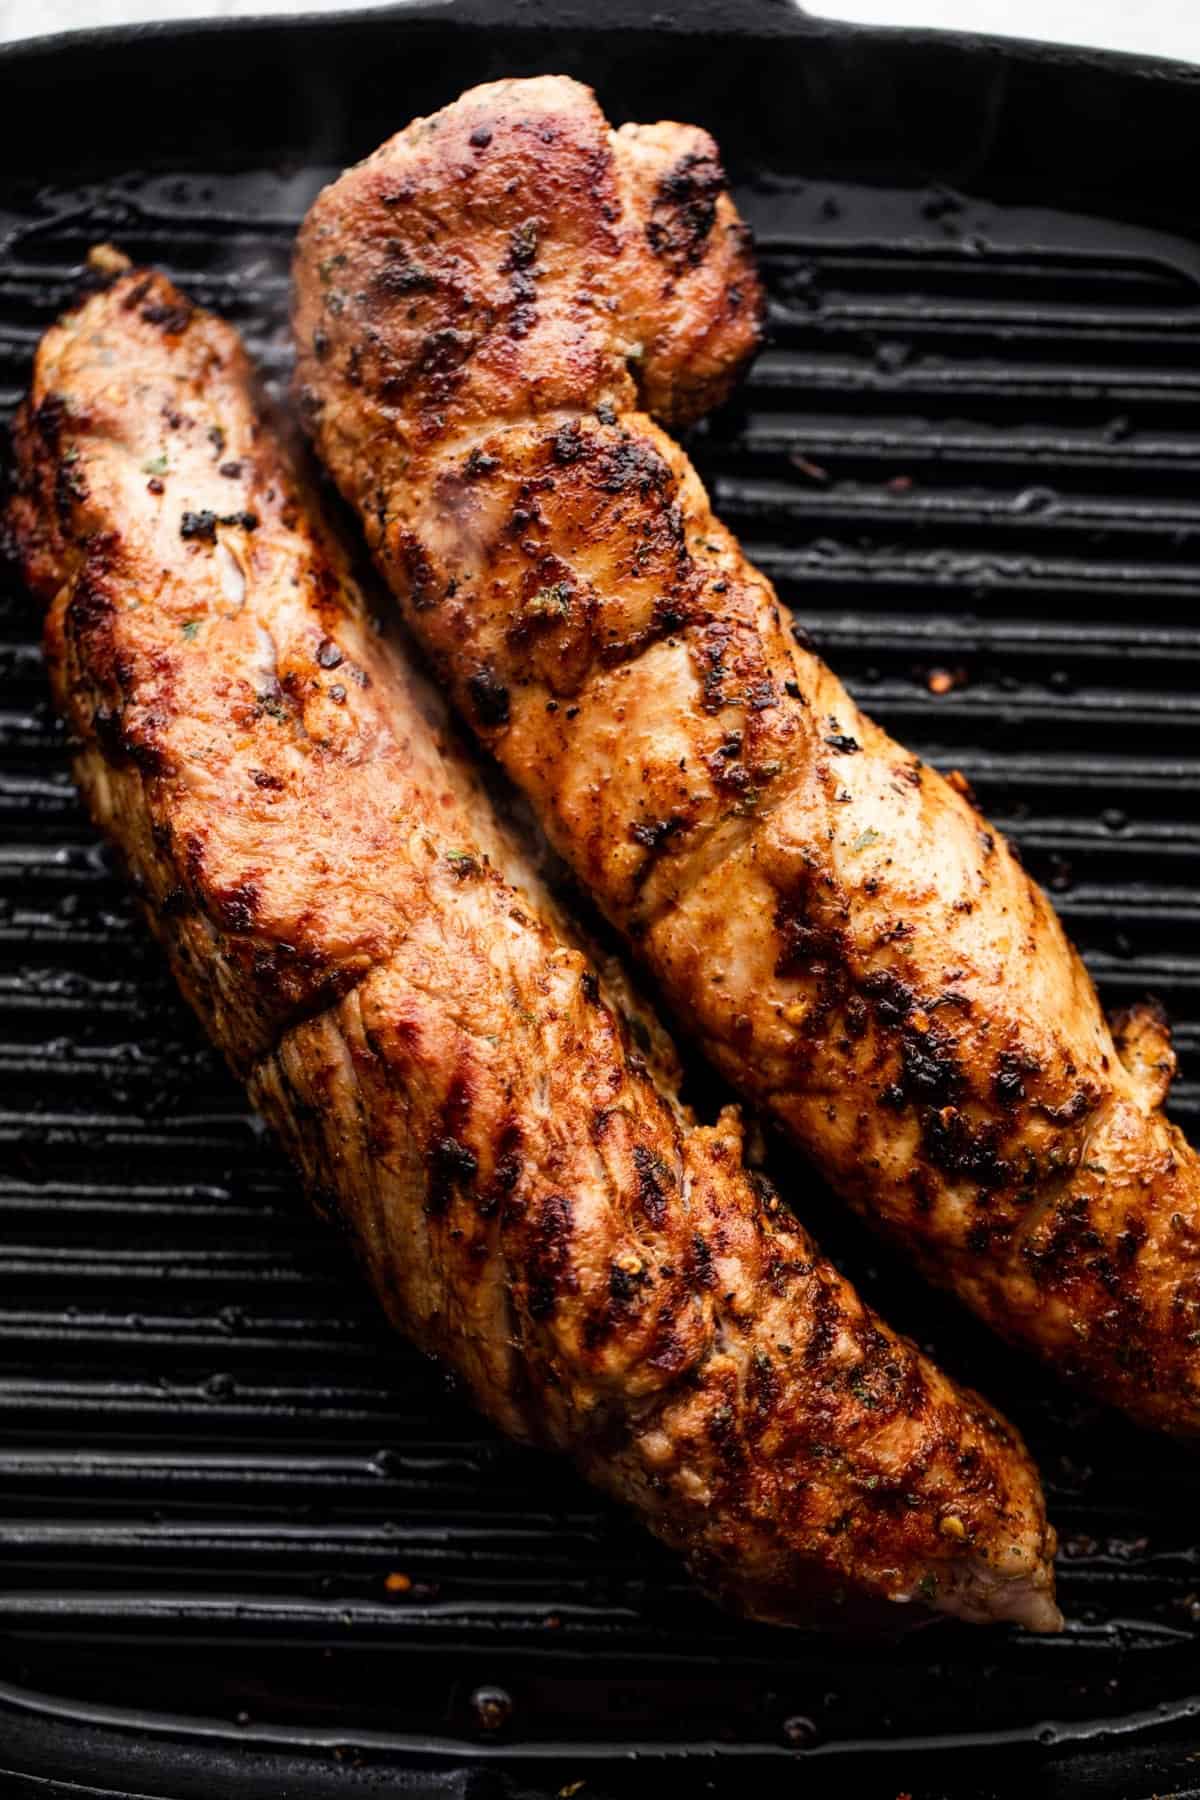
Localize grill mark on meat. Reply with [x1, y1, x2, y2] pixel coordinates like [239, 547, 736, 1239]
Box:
[387, 528, 439, 609]
[646, 150, 726, 271]
[524, 1191, 574, 1319]
[632, 1144, 674, 1227]
[501, 217, 541, 339]
[482, 1117, 523, 1218]
[140, 295, 194, 334]
[467, 664, 511, 729]
[217, 879, 261, 934]
[426, 1073, 479, 1216]
[427, 1132, 479, 1215]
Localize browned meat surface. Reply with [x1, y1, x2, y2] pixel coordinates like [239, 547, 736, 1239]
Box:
[295, 73, 1200, 1439]
[6, 263, 1059, 1630]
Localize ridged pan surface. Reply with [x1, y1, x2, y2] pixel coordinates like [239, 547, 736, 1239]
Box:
[1, 8, 1200, 1797]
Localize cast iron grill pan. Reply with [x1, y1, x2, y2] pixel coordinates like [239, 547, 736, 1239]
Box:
[2, 5, 1200, 1795]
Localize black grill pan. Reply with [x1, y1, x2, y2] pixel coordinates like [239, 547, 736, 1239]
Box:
[3, 3, 1200, 1794]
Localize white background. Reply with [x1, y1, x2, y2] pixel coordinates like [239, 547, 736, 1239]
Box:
[0, 0, 399, 42]
[811, 0, 1200, 62]
[0, 0, 1198, 64]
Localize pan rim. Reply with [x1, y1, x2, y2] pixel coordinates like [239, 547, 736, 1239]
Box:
[0, 0, 1197, 88]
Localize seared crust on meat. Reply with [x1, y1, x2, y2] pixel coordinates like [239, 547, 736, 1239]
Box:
[295, 73, 1200, 1439]
[7, 265, 1059, 1630]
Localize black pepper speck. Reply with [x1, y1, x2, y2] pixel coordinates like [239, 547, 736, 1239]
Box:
[180, 510, 217, 542]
